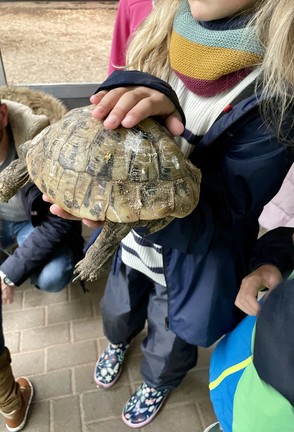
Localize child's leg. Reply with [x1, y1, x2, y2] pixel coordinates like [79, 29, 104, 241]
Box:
[14, 220, 75, 292]
[94, 261, 152, 388]
[12, 221, 34, 246]
[0, 347, 20, 415]
[0, 220, 19, 251]
[0, 346, 33, 432]
[121, 281, 198, 428]
[141, 280, 198, 389]
[29, 246, 74, 292]
[101, 262, 152, 343]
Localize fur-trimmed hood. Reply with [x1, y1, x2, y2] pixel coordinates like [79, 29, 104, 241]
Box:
[4, 99, 50, 152]
[0, 86, 68, 153]
[0, 86, 68, 124]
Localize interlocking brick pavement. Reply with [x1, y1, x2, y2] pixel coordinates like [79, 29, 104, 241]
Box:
[2, 253, 217, 431]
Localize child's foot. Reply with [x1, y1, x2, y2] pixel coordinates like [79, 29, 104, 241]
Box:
[122, 382, 169, 428]
[5, 377, 34, 432]
[94, 342, 130, 388]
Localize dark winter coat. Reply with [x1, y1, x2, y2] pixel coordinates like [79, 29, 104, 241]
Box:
[1, 182, 84, 286]
[250, 226, 294, 276]
[94, 70, 294, 347]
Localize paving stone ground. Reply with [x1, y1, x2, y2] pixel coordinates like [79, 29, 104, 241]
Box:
[2, 258, 217, 431]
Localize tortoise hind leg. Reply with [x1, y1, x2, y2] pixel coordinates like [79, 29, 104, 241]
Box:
[74, 220, 135, 282]
[73, 216, 175, 282]
[144, 216, 175, 235]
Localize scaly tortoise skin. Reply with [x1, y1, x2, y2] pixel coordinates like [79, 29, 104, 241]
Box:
[0, 105, 201, 281]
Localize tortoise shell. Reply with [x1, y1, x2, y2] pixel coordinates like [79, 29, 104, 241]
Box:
[25, 104, 201, 222]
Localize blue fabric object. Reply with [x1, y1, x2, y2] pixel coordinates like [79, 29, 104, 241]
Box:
[209, 280, 294, 431]
[209, 315, 256, 432]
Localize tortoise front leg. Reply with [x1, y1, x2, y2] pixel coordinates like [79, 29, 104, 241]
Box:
[0, 159, 30, 202]
[144, 216, 175, 234]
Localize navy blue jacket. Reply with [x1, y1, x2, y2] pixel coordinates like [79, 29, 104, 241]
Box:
[95, 70, 294, 346]
[0, 183, 84, 286]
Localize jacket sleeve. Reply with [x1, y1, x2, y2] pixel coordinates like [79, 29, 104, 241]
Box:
[108, 0, 131, 74]
[0, 213, 82, 286]
[94, 70, 186, 125]
[108, 1, 153, 74]
[250, 227, 294, 276]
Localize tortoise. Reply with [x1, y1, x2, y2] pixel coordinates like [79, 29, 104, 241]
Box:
[0, 104, 201, 281]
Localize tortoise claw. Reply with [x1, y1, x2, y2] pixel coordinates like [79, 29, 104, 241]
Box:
[73, 259, 98, 282]
[71, 273, 81, 283]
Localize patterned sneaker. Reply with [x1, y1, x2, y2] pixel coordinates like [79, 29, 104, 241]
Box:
[204, 422, 223, 432]
[5, 377, 34, 432]
[94, 342, 130, 388]
[122, 382, 169, 428]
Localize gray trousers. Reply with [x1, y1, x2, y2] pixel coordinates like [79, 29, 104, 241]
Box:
[101, 261, 198, 390]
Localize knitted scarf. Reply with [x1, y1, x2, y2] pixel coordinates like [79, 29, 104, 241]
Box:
[170, 0, 264, 97]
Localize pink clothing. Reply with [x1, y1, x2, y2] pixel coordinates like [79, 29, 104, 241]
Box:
[108, 0, 153, 75]
[259, 164, 294, 229]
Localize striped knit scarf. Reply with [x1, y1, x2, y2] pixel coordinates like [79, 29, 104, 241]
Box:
[170, 0, 264, 97]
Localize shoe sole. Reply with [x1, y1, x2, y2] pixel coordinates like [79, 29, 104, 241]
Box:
[6, 377, 34, 432]
[121, 395, 167, 428]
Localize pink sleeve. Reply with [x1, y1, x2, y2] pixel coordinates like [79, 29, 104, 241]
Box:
[259, 164, 294, 229]
[108, 0, 153, 75]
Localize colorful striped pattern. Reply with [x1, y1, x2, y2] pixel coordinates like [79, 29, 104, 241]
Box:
[170, 0, 264, 96]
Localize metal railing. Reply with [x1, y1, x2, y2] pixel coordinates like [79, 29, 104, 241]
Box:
[25, 83, 99, 109]
[0, 51, 7, 86]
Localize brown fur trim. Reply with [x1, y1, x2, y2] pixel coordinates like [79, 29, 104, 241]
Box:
[0, 86, 68, 124]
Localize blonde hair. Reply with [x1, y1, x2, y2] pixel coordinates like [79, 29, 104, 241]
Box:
[126, 0, 181, 80]
[255, 0, 294, 98]
[253, 0, 294, 138]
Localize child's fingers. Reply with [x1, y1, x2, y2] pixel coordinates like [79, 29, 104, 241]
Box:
[49, 204, 81, 220]
[90, 87, 178, 130]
